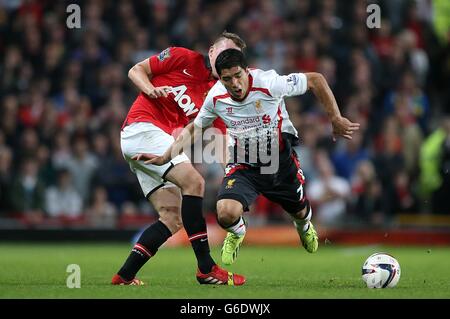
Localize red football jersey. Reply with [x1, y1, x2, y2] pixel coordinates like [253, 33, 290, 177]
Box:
[123, 47, 225, 134]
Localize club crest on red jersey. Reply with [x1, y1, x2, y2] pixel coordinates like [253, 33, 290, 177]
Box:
[158, 48, 171, 61]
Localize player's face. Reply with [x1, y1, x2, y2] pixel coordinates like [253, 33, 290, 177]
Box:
[209, 39, 241, 78]
[219, 66, 250, 100]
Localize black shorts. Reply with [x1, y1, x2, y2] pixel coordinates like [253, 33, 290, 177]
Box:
[217, 150, 307, 215]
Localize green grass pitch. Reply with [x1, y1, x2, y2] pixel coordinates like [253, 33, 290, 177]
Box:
[0, 242, 449, 299]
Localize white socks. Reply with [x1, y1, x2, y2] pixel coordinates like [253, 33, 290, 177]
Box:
[226, 216, 246, 237]
[294, 205, 312, 233]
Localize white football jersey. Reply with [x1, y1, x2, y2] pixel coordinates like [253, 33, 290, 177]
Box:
[194, 69, 307, 136]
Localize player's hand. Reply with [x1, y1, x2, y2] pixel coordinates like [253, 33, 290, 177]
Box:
[331, 116, 360, 141]
[131, 153, 170, 166]
[146, 86, 172, 98]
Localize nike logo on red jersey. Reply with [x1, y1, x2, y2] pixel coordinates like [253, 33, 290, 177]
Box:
[182, 69, 193, 77]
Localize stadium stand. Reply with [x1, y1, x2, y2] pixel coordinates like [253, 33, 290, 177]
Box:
[0, 0, 449, 242]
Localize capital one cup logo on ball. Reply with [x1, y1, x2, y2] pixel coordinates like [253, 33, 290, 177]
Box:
[362, 253, 401, 288]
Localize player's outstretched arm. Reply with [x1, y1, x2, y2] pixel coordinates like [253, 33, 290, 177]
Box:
[132, 122, 203, 165]
[128, 58, 172, 98]
[305, 72, 360, 141]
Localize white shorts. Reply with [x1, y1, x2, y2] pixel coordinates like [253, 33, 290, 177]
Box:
[121, 122, 189, 198]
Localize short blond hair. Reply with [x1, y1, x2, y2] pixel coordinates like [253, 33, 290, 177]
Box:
[213, 31, 246, 51]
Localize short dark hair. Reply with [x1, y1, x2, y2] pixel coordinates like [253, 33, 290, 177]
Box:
[213, 31, 246, 51]
[215, 48, 248, 77]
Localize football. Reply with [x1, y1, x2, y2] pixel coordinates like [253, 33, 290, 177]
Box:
[362, 253, 401, 288]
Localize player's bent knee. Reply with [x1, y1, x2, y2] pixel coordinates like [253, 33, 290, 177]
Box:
[166, 163, 205, 196]
[192, 175, 205, 195]
[180, 173, 205, 196]
[177, 168, 205, 197]
[217, 199, 243, 227]
[158, 206, 183, 234]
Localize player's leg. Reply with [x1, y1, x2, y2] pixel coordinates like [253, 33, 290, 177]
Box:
[264, 195, 318, 253]
[165, 162, 246, 285]
[216, 166, 259, 264]
[112, 186, 182, 285]
[113, 122, 183, 285]
[289, 152, 318, 253]
[164, 163, 214, 273]
[291, 201, 318, 253]
[216, 199, 246, 265]
[120, 122, 244, 285]
[263, 152, 318, 253]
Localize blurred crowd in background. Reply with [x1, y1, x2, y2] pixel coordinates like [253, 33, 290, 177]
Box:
[0, 0, 449, 229]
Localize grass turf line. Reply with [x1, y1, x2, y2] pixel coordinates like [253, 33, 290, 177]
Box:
[0, 243, 449, 298]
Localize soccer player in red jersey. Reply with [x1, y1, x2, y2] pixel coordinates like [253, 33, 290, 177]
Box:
[111, 33, 246, 286]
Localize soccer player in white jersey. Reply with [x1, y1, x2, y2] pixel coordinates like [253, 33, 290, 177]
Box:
[139, 48, 360, 265]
